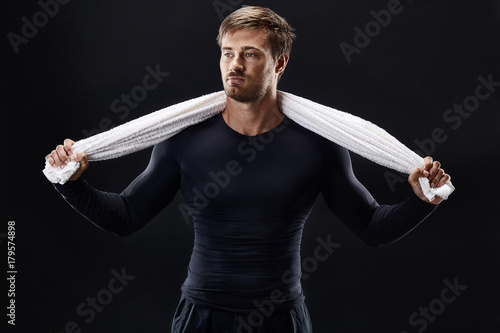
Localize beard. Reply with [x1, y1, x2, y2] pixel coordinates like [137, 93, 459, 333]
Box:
[224, 83, 265, 103]
[223, 67, 274, 103]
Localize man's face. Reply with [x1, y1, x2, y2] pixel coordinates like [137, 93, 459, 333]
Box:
[220, 29, 279, 103]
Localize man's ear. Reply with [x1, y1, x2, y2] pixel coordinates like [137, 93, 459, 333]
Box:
[276, 54, 289, 74]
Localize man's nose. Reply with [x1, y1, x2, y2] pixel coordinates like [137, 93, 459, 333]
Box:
[230, 55, 244, 73]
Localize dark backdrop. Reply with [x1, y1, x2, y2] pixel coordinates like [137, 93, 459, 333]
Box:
[2, 0, 499, 332]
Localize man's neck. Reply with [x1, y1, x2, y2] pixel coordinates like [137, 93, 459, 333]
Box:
[222, 90, 285, 136]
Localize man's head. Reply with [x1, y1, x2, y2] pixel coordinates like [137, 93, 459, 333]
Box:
[217, 6, 296, 62]
[217, 6, 296, 103]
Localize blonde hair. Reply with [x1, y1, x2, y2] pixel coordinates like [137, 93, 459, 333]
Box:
[216, 6, 296, 60]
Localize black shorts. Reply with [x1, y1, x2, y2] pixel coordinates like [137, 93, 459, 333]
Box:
[171, 295, 313, 333]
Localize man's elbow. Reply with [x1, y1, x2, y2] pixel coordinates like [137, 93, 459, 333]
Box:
[359, 231, 404, 248]
[87, 218, 136, 237]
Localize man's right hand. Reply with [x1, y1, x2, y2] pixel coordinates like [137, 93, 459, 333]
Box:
[46, 139, 89, 181]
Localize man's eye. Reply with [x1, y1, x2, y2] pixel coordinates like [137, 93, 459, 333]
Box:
[224, 53, 233, 57]
[246, 53, 254, 57]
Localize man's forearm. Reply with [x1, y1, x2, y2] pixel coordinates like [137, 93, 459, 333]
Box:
[54, 178, 133, 236]
[359, 194, 438, 247]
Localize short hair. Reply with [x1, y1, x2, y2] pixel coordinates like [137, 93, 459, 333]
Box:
[216, 6, 296, 60]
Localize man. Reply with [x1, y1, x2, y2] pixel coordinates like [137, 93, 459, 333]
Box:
[46, 6, 450, 333]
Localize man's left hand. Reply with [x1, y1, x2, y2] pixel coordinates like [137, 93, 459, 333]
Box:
[408, 156, 451, 205]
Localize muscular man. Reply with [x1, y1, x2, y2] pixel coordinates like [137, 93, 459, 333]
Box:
[46, 6, 450, 333]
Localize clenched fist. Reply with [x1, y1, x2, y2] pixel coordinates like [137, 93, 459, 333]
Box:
[46, 139, 89, 181]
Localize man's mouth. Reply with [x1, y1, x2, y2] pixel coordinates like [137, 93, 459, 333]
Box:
[228, 76, 245, 84]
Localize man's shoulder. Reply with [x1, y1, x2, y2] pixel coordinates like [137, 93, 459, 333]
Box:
[286, 118, 350, 160]
[286, 118, 342, 146]
[154, 114, 220, 152]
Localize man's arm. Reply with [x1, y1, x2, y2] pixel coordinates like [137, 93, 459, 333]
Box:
[47, 138, 181, 236]
[320, 142, 449, 247]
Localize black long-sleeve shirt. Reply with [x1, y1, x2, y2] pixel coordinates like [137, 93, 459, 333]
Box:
[54, 113, 436, 311]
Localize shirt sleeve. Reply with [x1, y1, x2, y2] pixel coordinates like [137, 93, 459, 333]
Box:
[53, 139, 181, 237]
[319, 140, 437, 247]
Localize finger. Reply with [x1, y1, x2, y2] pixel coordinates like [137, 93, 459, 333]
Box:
[408, 167, 427, 186]
[428, 161, 441, 180]
[437, 173, 450, 188]
[430, 168, 445, 188]
[70, 152, 85, 163]
[423, 156, 434, 171]
[78, 153, 89, 170]
[55, 144, 71, 166]
[63, 138, 75, 156]
[49, 149, 62, 167]
[46, 153, 55, 167]
[69, 152, 89, 181]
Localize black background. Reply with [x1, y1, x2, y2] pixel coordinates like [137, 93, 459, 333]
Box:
[2, 0, 500, 332]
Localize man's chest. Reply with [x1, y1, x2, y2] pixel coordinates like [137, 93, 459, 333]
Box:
[177, 128, 323, 211]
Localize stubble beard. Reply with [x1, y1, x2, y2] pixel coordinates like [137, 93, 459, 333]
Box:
[225, 84, 265, 103]
[224, 67, 275, 103]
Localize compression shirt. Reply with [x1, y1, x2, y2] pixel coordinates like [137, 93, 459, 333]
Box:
[54, 113, 437, 311]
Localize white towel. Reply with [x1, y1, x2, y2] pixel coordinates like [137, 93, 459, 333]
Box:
[43, 91, 454, 201]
